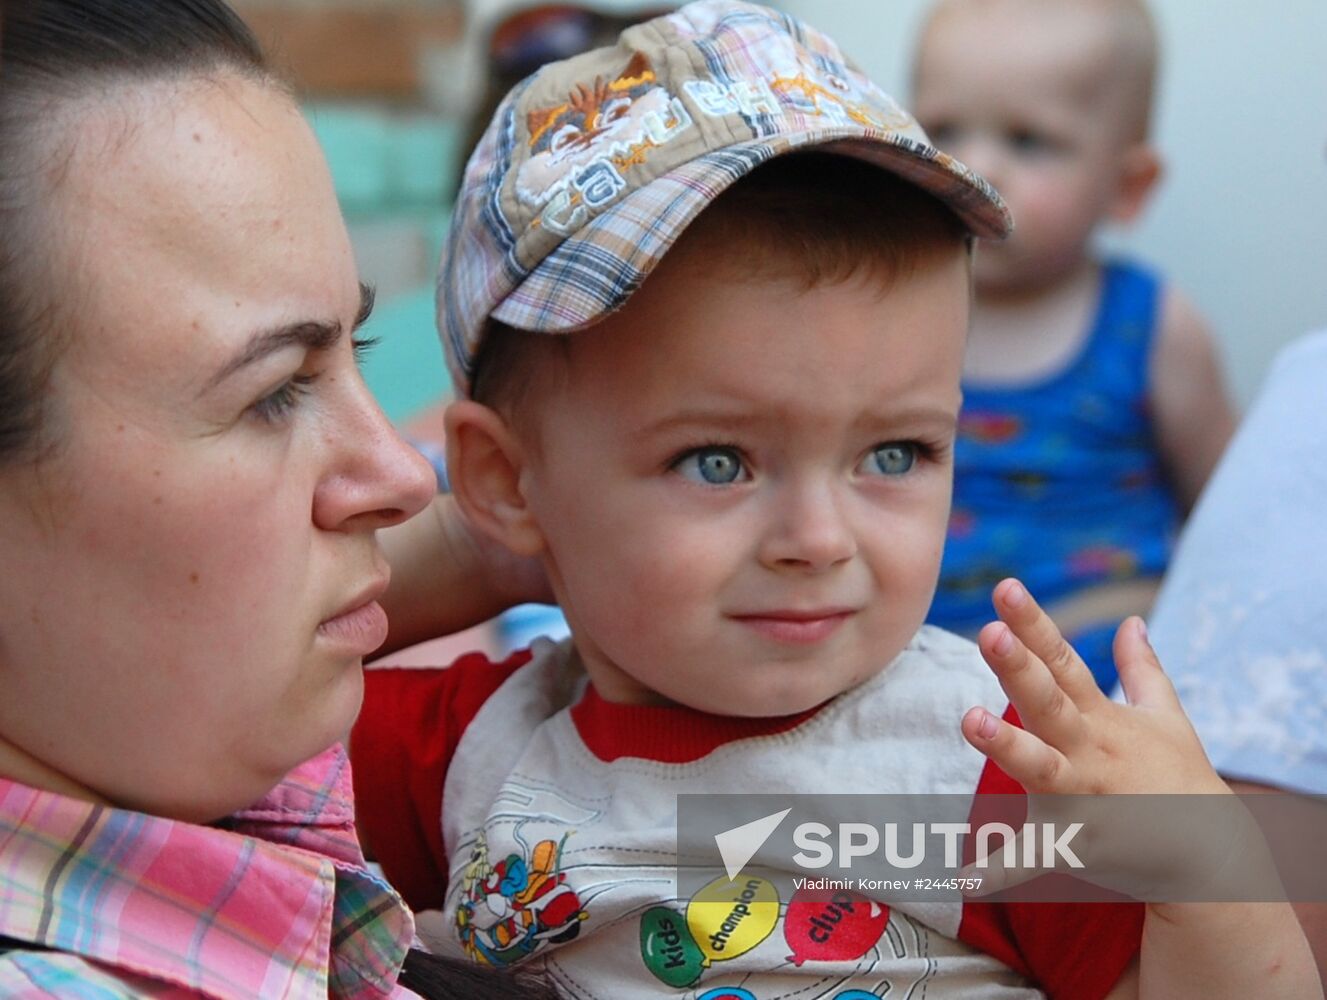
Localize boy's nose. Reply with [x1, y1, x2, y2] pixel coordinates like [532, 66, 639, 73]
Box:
[757, 481, 857, 573]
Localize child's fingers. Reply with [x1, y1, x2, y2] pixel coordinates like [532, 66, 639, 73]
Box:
[990, 579, 1101, 706]
[1111, 616, 1182, 710]
[977, 620, 1082, 749]
[961, 706, 1070, 793]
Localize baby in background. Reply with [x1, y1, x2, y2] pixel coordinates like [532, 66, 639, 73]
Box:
[352, 2, 1316, 997]
[913, 0, 1236, 691]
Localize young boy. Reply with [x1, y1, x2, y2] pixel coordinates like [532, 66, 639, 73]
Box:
[353, 2, 1316, 997]
[911, 0, 1237, 691]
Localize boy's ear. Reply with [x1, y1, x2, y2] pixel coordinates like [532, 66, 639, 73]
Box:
[443, 400, 546, 557]
[1108, 143, 1163, 224]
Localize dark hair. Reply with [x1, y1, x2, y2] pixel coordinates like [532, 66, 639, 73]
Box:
[400, 949, 557, 998]
[472, 152, 970, 422]
[0, 0, 267, 464]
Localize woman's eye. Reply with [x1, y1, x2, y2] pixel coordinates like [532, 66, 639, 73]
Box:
[249, 375, 315, 424]
[674, 446, 747, 485]
[863, 442, 918, 477]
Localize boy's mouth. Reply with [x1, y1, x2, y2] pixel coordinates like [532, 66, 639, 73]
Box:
[728, 609, 856, 645]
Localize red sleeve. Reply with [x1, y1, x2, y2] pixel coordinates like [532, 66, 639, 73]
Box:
[349, 649, 532, 911]
[956, 706, 1144, 1000]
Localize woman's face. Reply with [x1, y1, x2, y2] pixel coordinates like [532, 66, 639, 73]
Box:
[0, 75, 435, 821]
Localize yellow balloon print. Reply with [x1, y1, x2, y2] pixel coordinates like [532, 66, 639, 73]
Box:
[686, 875, 779, 964]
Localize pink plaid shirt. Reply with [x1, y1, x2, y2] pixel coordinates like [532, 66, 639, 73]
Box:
[0, 745, 417, 998]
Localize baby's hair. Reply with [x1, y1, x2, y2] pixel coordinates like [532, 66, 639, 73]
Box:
[920, 0, 1159, 141]
[470, 153, 970, 427]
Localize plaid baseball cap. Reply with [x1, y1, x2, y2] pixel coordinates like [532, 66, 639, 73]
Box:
[439, 0, 1011, 396]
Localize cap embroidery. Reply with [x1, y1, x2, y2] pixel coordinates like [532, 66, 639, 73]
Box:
[516, 53, 694, 234]
[770, 71, 913, 131]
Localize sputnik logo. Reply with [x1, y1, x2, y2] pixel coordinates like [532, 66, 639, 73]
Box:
[714, 808, 792, 880]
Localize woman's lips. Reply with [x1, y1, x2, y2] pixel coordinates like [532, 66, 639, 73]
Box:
[730, 610, 855, 645]
[317, 599, 389, 656]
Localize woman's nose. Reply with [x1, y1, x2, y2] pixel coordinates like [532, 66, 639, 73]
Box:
[312, 380, 436, 533]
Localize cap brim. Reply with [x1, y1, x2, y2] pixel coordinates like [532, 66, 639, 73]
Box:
[491, 126, 1010, 335]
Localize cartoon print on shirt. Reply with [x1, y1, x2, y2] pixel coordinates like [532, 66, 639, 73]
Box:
[456, 829, 588, 967]
[781, 889, 890, 967]
[638, 876, 956, 999]
[641, 874, 781, 986]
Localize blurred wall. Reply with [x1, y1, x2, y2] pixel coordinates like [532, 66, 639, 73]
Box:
[782, 0, 1327, 407]
[235, 1, 462, 99]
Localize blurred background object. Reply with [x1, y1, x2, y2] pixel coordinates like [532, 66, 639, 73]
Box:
[236, 2, 464, 100]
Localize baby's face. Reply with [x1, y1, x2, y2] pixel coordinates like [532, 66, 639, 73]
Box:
[513, 239, 970, 717]
[912, 1, 1146, 295]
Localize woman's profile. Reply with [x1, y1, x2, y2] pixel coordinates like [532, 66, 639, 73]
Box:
[0, 1, 550, 996]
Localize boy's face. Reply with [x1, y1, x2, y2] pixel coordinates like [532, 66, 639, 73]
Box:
[509, 239, 970, 717]
[912, 2, 1144, 296]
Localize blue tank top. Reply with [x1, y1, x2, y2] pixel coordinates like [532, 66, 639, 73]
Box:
[927, 260, 1182, 690]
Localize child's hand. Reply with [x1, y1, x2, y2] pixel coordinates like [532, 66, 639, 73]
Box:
[962, 577, 1225, 798]
[959, 578, 1256, 899]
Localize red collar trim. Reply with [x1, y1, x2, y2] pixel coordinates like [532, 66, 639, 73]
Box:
[570, 685, 823, 763]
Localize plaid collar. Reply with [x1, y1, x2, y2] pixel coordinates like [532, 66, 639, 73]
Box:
[0, 745, 414, 999]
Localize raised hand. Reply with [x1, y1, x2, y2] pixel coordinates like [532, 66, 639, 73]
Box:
[957, 578, 1260, 900]
[961, 578, 1226, 798]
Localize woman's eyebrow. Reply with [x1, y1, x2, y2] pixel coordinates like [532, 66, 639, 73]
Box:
[203, 283, 374, 393]
[203, 320, 341, 393]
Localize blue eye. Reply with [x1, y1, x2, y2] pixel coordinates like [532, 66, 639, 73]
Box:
[675, 446, 747, 485]
[864, 442, 918, 477]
